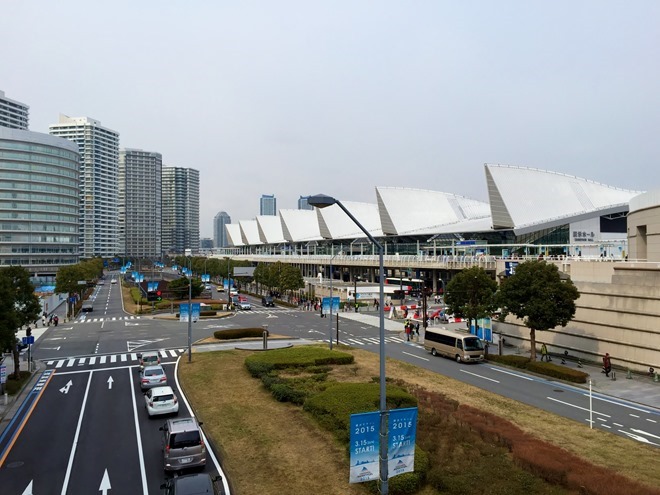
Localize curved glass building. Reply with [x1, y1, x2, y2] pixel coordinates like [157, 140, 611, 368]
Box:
[0, 128, 80, 281]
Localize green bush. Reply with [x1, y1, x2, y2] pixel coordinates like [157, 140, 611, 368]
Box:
[488, 354, 588, 383]
[366, 446, 429, 495]
[244, 346, 354, 371]
[5, 370, 32, 395]
[270, 383, 307, 405]
[246, 361, 275, 378]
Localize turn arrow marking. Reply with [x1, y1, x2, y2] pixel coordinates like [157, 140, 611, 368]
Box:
[59, 380, 73, 394]
[99, 469, 111, 494]
[107, 376, 114, 390]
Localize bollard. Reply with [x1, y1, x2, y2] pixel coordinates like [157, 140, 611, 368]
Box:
[262, 330, 268, 350]
[626, 369, 632, 379]
[611, 371, 616, 381]
[4, 392, 7, 406]
[655, 372, 659, 383]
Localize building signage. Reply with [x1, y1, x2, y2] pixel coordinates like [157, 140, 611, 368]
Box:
[349, 411, 380, 483]
[504, 261, 518, 276]
[388, 407, 418, 478]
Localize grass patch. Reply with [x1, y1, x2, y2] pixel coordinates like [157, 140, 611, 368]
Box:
[5, 370, 32, 395]
[179, 347, 660, 495]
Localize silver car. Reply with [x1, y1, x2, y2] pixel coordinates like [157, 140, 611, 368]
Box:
[140, 364, 167, 390]
[160, 417, 207, 472]
[144, 386, 179, 417]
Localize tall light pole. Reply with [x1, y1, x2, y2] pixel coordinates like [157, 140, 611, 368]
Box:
[308, 194, 389, 494]
[187, 256, 192, 363]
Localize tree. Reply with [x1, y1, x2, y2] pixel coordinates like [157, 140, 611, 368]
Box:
[168, 276, 204, 299]
[0, 267, 41, 379]
[279, 264, 305, 297]
[444, 267, 498, 333]
[497, 260, 579, 361]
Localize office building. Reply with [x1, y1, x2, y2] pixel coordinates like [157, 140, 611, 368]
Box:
[0, 128, 80, 280]
[0, 90, 29, 130]
[200, 238, 214, 249]
[119, 149, 162, 258]
[260, 194, 277, 216]
[162, 167, 199, 254]
[49, 115, 120, 258]
[297, 195, 313, 210]
[213, 211, 231, 248]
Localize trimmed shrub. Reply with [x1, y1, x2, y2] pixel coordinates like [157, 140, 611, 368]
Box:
[244, 346, 354, 371]
[526, 361, 588, 383]
[488, 354, 531, 368]
[214, 328, 266, 340]
[270, 383, 307, 405]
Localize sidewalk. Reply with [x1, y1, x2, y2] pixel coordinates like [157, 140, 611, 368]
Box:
[339, 312, 660, 410]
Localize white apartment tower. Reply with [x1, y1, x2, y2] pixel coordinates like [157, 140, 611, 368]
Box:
[49, 115, 120, 258]
[0, 90, 29, 130]
[119, 149, 162, 258]
[162, 167, 200, 254]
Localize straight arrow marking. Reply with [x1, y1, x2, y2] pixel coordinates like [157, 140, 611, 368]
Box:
[107, 376, 114, 390]
[99, 468, 111, 494]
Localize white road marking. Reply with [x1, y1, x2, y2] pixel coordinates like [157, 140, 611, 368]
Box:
[100, 355, 107, 364]
[630, 414, 640, 418]
[546, 396, 611, 417]
[55, 360, 64, 368]
[169, 349, 178, 357]
[402, 351, 429, 361]
[120, 354, 127, 362]
[646, 418, 657, 423]
[490, 367, 534, 381]
[89, 357, 96, 366]
[78, 359, 85, 365]
[159, 350, 168, 358]
[131, 353, 137, 361]
[631, 428, 660, 440]
[460, 369, 500, 383]
[584, 394, 651, 413]
[110, 355, 117, 363]
[613, 423, 624, 427]
[66, 359, 75, 367]
[129, 367, 149, 494]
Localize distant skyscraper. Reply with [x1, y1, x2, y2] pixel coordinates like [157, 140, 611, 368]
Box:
[50, 115, 119, 258]
[119, 149, 162, 258]
[200, 238, 214, 250]
[260, 194, 277, 216]
[0, 90, 29, 130]
[162, 167, 200, 254]
[214, 211, 231, 248]
[298, 195, 313, 210]
[0, 128, 80, 278]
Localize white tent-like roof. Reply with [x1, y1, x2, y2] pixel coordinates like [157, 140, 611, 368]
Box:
[279, 209, 322, 242]
[225, 224, 244, 247]
[316, 201, 383, 239]
[239, 220, 261, 245]
[256, 215, 286, 244]
[376, 187, 492, 236]
[485, 164, 643, 234]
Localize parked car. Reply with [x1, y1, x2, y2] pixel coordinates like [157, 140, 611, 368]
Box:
[160, 417, 206, 472]
[144, 386, 179, 417]
[140, 364, 167, 390]
[262, 296, 275, 307]
[138, 351, 161, 370]
[160, 473, 221, 494]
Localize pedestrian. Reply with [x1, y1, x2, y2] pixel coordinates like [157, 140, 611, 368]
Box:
[42, 315, 46, 326]
[602, 353, 612, 377]
[404, 321, 411, 341]
[414, 322, 420, 339]
[48, 314, 53, 325]
[540, 343, 549, 362]
[374, 298, 379, 311]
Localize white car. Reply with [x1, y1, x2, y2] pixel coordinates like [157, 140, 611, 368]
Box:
[236, 300, 251, 310]
[111, 279, 117, 284]
[144, 386, 179, 417]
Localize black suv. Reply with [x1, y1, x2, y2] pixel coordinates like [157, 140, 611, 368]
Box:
[261, 296, 275, 307]
[161, 473, 222, 494]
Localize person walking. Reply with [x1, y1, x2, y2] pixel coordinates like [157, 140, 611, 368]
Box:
[602, 353, 612, 377]
[540, 343, 549, 362]
[404, 320, 411, 341]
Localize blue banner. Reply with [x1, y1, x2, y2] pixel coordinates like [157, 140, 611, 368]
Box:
[322, 297, 340, 315]
[349, 411, 380, 483]
[388, 407, 417, 478]
[192, 303, 200, 322]
[179, 303, 190, 322]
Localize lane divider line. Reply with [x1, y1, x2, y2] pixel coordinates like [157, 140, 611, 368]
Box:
[129, 366, 149, 494]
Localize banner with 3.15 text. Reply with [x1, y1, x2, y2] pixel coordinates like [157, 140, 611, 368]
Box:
[349, 411, 380, 483]
[388, 407, 418, 478]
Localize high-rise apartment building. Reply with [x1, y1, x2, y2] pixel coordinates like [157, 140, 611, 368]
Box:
[119, 149, 162, 258]
[213, 211, 231, 248]
[260, 194, 277, 216]
[162, 167, 199, 254]
[49, 115, 119, 258]
[298, 195, 313, 210]
[0, 128, 80, 279]
[0, 90, 29, 130]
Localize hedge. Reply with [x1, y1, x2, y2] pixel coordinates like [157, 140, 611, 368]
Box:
[244, 346, 354, 374]
[488, 354, 588, 383]
[213, 328, 269, 340]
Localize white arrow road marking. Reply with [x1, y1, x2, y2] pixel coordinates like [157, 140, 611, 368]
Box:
[99, 468, 111, 494]
[127, 338, 167, 352]
[107, 376, 114, 389]
[59, 327, 74, 330]
[308, 330, 324, 334]
[41, 346, 61, 351]
[266, 314, 279, 318]
[21, 480, 33, 495]
[59, 380, 73, 394]
[124, 322, 141, 326]
[619, 430, 660, 446]
[46, 337, 67, 341]
[630, 428, 660, 441]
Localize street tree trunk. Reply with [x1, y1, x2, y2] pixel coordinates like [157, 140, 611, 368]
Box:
[12, 348, 21, 380]
[529, 327, 537, 361]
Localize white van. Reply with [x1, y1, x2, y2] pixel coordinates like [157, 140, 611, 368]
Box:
[424, 327, 484, 363]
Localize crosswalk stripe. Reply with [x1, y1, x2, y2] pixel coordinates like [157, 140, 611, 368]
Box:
[110, 355, 117, 363]
[178, 349, 184, 353]
[89, 356, 96, 365]
[56, 360, 64, 368]
[47, 361, 54, 365]
[78, 358, 85, 365]
[120, 354, 127, 362]
[100, 355, 107, 364]
[347, 338, 364, 345]
[159, 350, 168, 358]
[169, 349, 178, 357]
[130, 353, 137, 361]
[67, 359, 75, 367]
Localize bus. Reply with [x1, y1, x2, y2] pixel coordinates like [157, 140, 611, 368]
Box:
[347, 285, 401, 301]
[384, 277, 425, 297]
[423, 327, 484, 363]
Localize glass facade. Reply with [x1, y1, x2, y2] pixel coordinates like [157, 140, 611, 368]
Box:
[0, 128, 80, 275]
[162, 167, 199, 254]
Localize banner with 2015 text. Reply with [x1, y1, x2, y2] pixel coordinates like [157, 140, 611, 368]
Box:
[388, 407, 417, 478]
[349, 411, 380, 483]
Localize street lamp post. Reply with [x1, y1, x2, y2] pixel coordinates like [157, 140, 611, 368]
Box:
[308, 194, 389, 494]
[187, 257, 192, 363]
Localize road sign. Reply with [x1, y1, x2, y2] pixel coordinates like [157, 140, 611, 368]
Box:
[0, 365, 6, 384]
[22, 336, 34, 345]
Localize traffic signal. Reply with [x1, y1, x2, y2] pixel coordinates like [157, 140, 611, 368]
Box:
[155, 290, 162, 301]
[147, 291, 156, 302]
[26, 327, 32, 337]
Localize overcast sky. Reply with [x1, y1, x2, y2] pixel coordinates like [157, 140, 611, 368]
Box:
[2, 1, 659, 238]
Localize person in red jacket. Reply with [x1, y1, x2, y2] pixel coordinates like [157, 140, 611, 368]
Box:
[602, 353, 612, 377]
